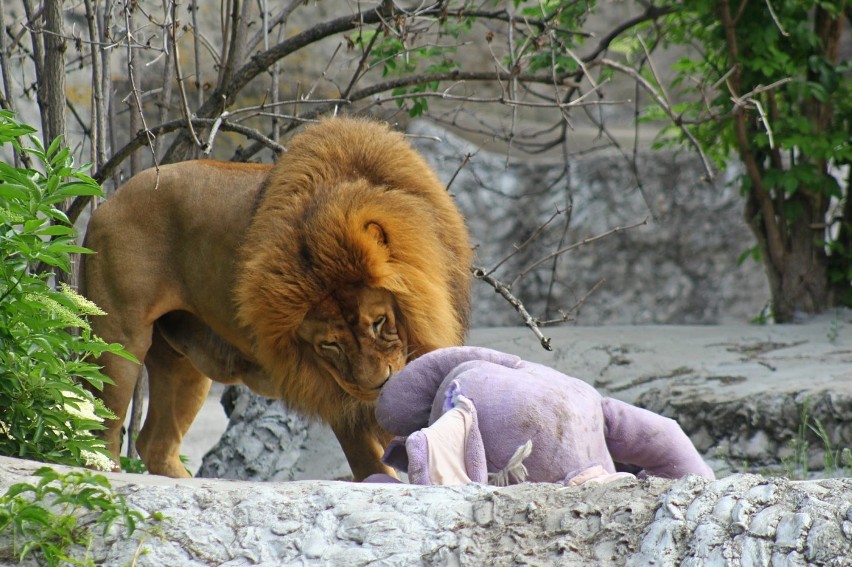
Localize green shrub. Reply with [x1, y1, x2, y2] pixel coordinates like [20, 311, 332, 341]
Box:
[0, 112, 156, 566]
[0, 467, 151, 566]
[0, 110, 134, 469]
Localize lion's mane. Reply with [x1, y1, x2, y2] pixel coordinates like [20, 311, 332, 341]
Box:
[235, 117, 472, 426]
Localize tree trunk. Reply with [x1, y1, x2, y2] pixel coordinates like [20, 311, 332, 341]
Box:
[744, 176, 834, 323]
[43, 0, 67, 145]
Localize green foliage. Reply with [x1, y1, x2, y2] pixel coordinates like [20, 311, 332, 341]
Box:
[781, 397, 852, 479]
[354, 23, 465, 117]
[513, 0, 595, 75]
[0, 467, 154, 566]
[118, 455, 148, 475]
[632, 0, 850, 314]
[0, 110, 135, 469]
[0, 114, 161, 566]
[352, 1, 595, 118]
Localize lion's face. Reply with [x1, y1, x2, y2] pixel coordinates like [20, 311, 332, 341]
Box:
[296, 286, 408, 402]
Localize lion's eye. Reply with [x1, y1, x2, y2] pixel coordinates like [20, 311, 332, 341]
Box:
[320, 341, 341, 354]
[371, 315, 386, 335]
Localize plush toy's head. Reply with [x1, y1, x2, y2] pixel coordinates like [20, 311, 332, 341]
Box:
[375, 346, 523, 436]
[374, 346, 715, 486]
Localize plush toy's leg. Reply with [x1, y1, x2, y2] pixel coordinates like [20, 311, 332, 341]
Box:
[404, 431, 433, 485]
[601, 397, 715, 480]
[405, 398, 487, 486]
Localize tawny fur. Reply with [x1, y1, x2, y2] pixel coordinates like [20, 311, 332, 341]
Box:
[236, 117, 472, 428]
[80, 116, 472, 480]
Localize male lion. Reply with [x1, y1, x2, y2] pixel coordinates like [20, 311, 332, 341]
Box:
[81, 117, 472, 480]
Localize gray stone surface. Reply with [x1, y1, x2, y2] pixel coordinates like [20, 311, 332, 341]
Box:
[408, 120, 768, 327]
[196, 385, 350, 482]
[2, 457, 851, 566]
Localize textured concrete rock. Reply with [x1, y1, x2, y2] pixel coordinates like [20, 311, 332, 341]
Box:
[407, 121, 768, 327]
[196, 385, 349, 481]
[628, 474, 852, 566]
[2, 457, 850, 566]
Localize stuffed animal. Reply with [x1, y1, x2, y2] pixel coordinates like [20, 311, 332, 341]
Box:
[368, 346, 714, 486]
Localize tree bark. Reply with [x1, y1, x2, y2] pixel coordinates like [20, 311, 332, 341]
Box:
[43, 0, 67, 145]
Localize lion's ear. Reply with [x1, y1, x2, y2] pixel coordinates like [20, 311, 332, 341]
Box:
[365, 221, 388, 246]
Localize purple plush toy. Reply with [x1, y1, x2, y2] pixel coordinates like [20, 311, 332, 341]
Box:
[369, 346, 714, 486]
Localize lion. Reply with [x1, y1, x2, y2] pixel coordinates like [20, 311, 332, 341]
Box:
[80, 117, 473, 480]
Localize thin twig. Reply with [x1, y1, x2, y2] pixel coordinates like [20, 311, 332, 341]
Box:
[445, 151, 475, 193]
[512, 217, 649, 288]
[487, 207, 567, 277]
[726, 78, 792, 152]
[765, 0, 789, 37]
[472, 266, 552, 351]
[600, 58, 716, 181]
[122, 0, 158, 174]
[539, 278, 606, 326]
[171, 3, 202, 148]
[637, 34, 672, 110]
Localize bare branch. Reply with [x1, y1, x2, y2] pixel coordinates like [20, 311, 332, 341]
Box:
[122, 0, 158, 174]
[765, 0, 790, 37]
[445, 151, 475, 193]
[472, 266, 552, 351]
[486, 207, 567, 277]
[539, 278, 606, 326]
[170, 3, 202, 149]
[94, 116, 283, 179]
[599, 57, 716, 181]
[512, 217, 649, 288]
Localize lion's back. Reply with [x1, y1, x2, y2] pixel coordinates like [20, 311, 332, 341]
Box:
[81, 160, 272, 325]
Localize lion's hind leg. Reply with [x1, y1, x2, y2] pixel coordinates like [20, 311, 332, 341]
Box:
[83, 317, 152, 472]
[87, 350, 146, 472]
[136, 327, 211, 478]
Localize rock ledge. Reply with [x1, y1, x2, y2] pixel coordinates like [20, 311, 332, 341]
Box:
[1, 457, 851, 566]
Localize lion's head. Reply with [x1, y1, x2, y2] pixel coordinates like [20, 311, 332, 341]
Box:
[235, 117, 472, 420]
[296, 286, 408, 402]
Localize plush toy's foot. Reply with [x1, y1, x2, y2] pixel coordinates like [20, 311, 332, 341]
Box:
[563, 465, 635, 486]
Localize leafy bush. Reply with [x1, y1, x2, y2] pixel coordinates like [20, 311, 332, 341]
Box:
[0, 110, 134, 469]
[0, 467, 153, 566]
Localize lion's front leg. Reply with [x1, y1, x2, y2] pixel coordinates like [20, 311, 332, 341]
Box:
[331, 422, 397, 481]
[136, 328, 212, 478]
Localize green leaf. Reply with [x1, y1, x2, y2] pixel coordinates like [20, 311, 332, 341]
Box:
[35, 225, 76, 237]
[53, 181, 103, 198]
[46, 244, 91, 254]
